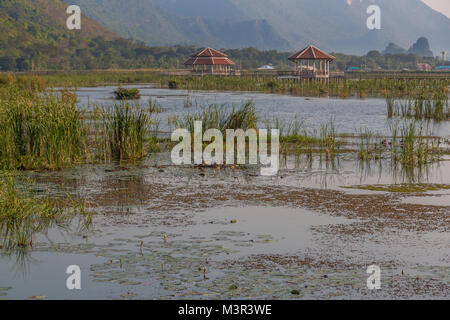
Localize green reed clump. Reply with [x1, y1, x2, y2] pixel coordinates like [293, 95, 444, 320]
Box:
[263, 117, 342, 162]
[174, 101, 258, 135]
[95, 103, 154, 162]
[390, 121, 440, 168]
[320, 119, 340, 156]
[387, 95, 449, 121]
[148, 98, 164, 113]
[386, 96, 395, 118]
[0, 86, 87, 170]
[114, 87, 141, 100]
[357, 128, 384, 161]
[0, 174, 91, 249]
[265, 117, 318, 164]
[183, 96, 193, 108]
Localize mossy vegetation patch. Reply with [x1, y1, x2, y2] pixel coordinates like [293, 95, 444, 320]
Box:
[343, 184, 450, 193]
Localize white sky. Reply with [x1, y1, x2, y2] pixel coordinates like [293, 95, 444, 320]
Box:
[421, 0, 450, 18]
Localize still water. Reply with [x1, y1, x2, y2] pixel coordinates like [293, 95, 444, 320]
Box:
[74, 84, 450, 137]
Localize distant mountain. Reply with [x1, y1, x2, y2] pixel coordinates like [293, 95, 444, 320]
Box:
[383, 43, 407, 55]
[228, 0, 450, 54]
[153, 0, 246, 22]
[408, 37, 434, 57]
[68, 0, 291, 50]
[71, 0, 450, 54]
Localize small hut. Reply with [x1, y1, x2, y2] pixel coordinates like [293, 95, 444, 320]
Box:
[288, 45, 336, 78]
[184, 48, 237, 75]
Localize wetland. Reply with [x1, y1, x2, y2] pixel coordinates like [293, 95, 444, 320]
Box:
[0, 75, 448, 299]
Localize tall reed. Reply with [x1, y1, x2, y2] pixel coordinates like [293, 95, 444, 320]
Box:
[0, 86, 87, 170]
[95, 103, 154, 162]
[173, 101, 258, 135]
[386, 93, 449, 121]
[389, 121, 440, 168]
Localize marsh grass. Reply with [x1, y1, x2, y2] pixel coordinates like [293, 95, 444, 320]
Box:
[0, 83, 163, 169]
[0, 74, 47, 91]
[357, 129, 384, 161]
[94, 102, 157, 162]
[351, 120, 440, 172]
[1, 74, 446, 177]
[320, 120, 339, 155]
[387, 94, 449, 121]
[275, 118, 442, 181]
[390, 121, 440, 168]
[163, 76, 448, 99]
[0, 86, 88, 170]
[263, 117, 341, 167]
[0, 174, 91, 250]
[148, 98, 164, 113]
[32, 72, 449, 99]
[173, 101, 258, 135]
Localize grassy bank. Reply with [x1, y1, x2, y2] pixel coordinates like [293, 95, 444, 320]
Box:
[5, 72, 448, 99]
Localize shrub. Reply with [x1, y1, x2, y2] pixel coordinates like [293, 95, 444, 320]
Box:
[168, 80, 178, 89]
[113, 87, 141, 100]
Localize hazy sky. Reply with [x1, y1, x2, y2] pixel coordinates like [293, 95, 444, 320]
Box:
[421, 0, 450, 18]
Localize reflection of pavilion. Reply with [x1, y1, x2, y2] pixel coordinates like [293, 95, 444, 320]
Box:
[183, 48, 239, 76]
[287, 45, 336, 79]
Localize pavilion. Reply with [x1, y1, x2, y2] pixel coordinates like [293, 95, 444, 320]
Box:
[288, 45, 336, 78]
[184, 48, 237, 75]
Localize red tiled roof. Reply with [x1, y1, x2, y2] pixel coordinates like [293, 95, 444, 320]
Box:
[191, 47, 228, 58]
[184, 48, 235, 65]
[184, 57, 235, 66]
[289, 46, 336, 60]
